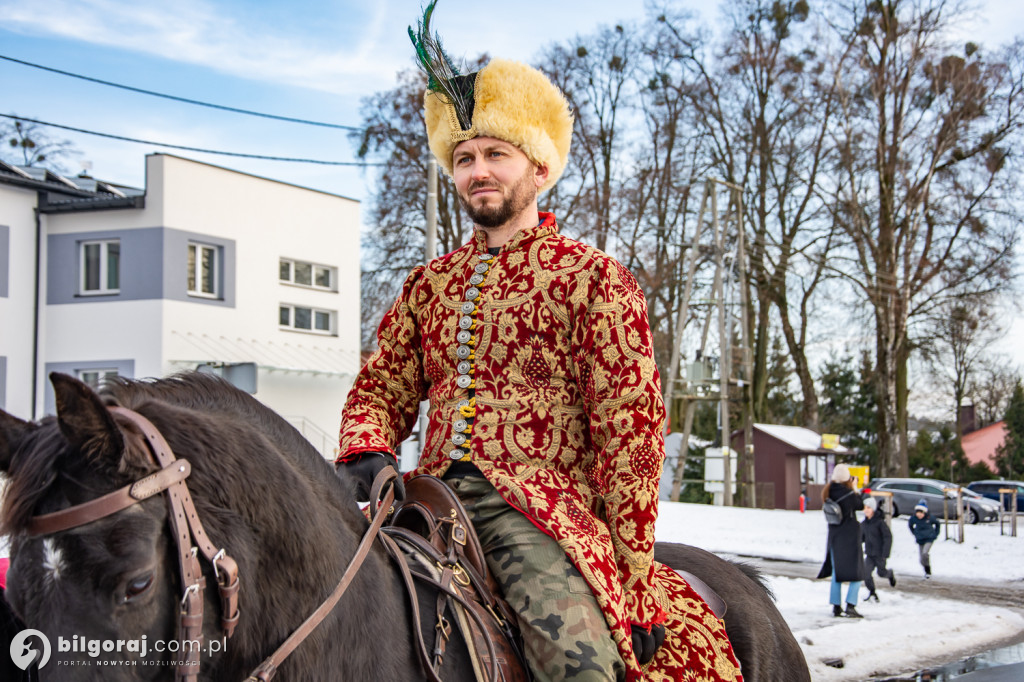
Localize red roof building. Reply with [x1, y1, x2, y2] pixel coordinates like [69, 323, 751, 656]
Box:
[961, 421, 1008, 470]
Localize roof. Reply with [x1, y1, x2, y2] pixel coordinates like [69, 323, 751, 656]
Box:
[961, 421, 1007, 468]
[0, 159, 144, 212]
[168, 331, 360, 379]
[754, 423, 850, 453]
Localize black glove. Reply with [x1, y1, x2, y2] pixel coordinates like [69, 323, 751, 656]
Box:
[337, 452, 405, 503]
[631, 623, 666, 665]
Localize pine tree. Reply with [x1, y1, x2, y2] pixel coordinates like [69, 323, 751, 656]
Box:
[995, 381, 1024, 479]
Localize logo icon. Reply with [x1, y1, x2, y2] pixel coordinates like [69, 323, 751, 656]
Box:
[10, 629, 51, 670]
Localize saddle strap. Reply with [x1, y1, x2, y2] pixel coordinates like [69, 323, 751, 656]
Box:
[380, 529, 508, 682]
[676, 569, 727, 619]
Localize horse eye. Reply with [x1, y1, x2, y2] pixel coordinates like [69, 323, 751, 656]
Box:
[124, 573, 154, 603]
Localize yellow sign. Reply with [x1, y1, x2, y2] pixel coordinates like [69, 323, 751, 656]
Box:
[849, 466, 870, 489]
[821, 434, 839, 450]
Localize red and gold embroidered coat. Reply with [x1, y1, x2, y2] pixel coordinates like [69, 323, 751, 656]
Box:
[339, 213, 741, 681]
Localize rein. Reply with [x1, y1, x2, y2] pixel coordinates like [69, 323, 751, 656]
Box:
[24, 406, 400, 682]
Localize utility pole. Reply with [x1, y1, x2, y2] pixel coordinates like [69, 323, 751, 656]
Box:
[417, 160, 439, 460]
[664, 178, 753, 507]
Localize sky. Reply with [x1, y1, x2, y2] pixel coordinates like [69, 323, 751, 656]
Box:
[655, 500, 1024, 681]
[2, 0, 1022, 380]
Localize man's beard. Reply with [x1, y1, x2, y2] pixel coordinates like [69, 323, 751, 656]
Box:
[458, 167, 536, 228]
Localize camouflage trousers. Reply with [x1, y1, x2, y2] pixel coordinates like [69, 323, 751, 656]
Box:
[446, 475, 625, 682]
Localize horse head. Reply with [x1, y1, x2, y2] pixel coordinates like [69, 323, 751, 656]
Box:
[1, 373, 179, 679]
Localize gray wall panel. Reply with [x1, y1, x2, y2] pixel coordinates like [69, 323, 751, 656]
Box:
[46, 227, 235, 307]
[0, 224, 9, 298]
[47, 228, 163, 304]
[163, 229, 236, 307]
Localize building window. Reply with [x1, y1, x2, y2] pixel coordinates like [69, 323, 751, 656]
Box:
[78, 368, 118, 390]
[279, 258, 336, 291]
[188, 242, 220, 298]
[80, 240, 120, 295]
[279, 304, 335, 335]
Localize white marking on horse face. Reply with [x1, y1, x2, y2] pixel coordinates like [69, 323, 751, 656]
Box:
[42, 538, 65, 581]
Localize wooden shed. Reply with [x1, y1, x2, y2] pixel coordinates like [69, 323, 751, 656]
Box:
[731, 424, 851, 510]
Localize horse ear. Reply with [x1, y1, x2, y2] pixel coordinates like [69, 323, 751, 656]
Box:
[0, 409, 33, 473]
[50, 372, 125, 462]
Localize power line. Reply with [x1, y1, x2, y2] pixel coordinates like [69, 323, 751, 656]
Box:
[0, 54, 360, 132]
[1, 114, 378, 166]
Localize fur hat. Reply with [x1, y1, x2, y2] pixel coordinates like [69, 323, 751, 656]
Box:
[423, 58, 573, 194]
[831, 463, 851, 483]
[863, 497, 878, 511]
[409, 3, 572, 194]
[915, 500, 929, 513]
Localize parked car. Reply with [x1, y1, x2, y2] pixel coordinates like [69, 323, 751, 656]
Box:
[863, 477, 1001, 524]
[967, 480, 1024, 511]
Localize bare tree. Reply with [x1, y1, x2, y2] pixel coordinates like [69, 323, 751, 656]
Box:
[921, 296, 1006, 435]
[540, 25, 639, 252]
[1, 117, 80, 173]
[969, 356, 1022, 426]
[350, 65, 483, 350]
[825, 0, 1022, 476]
[657, 1, 845, 429]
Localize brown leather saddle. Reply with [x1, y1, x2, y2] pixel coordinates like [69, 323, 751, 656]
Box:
[382, 475, 530, 682]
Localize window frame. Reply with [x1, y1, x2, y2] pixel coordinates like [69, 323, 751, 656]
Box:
[79, 239, 121, 295]
[279, 257, 337, 292]
[187, 241, 221, 299]
[77, 368, 119, 390]
[279, 303, 336, 335]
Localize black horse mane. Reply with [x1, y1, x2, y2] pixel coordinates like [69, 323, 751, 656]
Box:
[1, 372, 336, 536]
[103, 372, 310, 450]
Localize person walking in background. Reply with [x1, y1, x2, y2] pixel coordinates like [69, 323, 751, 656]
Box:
[861, 497, 896, 601]
[817, 463, 866, 618]
[908, 499, 940, 578]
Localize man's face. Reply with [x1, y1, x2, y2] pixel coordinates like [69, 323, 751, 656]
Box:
[452, 137, 546, 228]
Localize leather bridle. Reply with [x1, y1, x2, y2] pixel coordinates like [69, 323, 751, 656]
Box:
[23, 405, 401, 682]
[27, 406, 241, 682]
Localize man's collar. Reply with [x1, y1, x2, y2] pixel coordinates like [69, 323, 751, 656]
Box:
[472, 212, 558, 253]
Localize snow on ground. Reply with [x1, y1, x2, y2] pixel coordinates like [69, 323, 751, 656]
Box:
[655, 501, 1024, 680]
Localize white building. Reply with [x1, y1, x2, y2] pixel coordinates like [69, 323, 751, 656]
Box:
[0, 153, 361, 458]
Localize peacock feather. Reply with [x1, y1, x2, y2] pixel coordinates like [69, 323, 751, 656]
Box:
[408, 0, 474, 130]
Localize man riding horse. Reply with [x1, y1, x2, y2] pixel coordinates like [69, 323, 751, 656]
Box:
[337, 4, 742, 680]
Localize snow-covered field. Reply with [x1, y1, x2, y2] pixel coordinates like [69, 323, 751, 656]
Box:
[655, 501, 1024, 680]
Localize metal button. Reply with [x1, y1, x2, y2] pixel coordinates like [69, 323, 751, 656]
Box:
[457, 361, 472, 375]
[453, 419, 468, 432]
[457, 330, 472, 344]
[459, 315, 473, 330]
[465, 287, 480, 301]
[456, 399, 470, 410]
[449, 448, 467, 460]
[452, 433, 467, 446]
[456, 345, 471, 359]
[457, 375, 472, 389]
[469, 273, 485, 286]
[461, 302, 475, 314]
[475, 263, 490, 274]
[478, 253, 494, 261]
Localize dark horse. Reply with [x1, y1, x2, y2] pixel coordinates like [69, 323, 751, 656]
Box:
[0, 373, 808, 681]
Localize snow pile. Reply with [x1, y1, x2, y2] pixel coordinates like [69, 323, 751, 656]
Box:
[656, 501, 1024, 680]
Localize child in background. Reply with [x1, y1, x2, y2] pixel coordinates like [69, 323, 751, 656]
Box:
[908, 499, 940, 578]
[861, 497, 896, 600]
